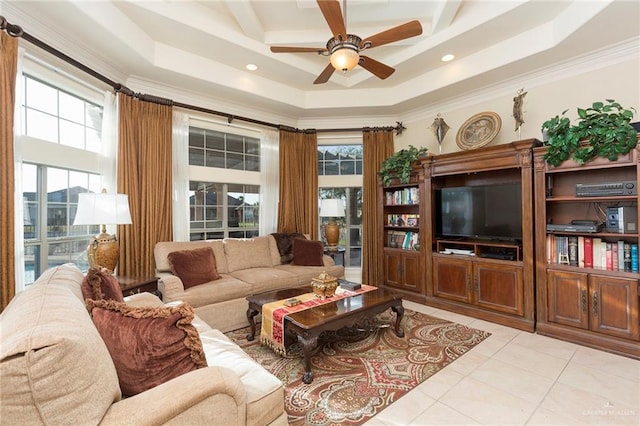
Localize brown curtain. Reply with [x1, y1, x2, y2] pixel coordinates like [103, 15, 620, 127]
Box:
[117, 94, 173, 277]
[362, 130, 394, 286]
[277, 130, 318, 239]
[1, 32, 18, 310]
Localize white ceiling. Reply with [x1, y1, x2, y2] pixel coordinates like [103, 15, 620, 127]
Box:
[2, 0, 639, 120]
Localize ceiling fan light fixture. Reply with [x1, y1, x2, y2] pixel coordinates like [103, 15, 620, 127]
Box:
[330, 47, 359, 72]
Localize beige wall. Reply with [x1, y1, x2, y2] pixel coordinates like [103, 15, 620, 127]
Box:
[397, 56, 640, 155]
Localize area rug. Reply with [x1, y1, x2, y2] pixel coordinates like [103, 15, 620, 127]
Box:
[225, 309, 490, 425]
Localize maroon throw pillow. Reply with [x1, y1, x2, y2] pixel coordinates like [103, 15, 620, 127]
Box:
[167, 247, 219, 289]
[86, 299, 207, 397]
[292, 238, 324, 266]
[81, 267, 124, 302]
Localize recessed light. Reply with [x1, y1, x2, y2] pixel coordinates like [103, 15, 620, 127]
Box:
[441, 54, 455, 62]
[245, 63, 258, 71]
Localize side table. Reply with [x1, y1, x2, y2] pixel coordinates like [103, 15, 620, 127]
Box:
[116, 276, 162, 299]
[324, 247, 346, 266]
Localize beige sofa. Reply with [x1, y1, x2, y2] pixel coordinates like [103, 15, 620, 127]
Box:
[155, 235, 345, 332]
[0, 264, 288, 425]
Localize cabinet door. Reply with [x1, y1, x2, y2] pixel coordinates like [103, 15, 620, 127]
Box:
[473, 262, 523, 316]
[547, 270, 589, 330]
[384, 250, 402, 288]
[433, 256, 472, 303]
[402, 251, 422, 292]
[590, 275, 640, 340]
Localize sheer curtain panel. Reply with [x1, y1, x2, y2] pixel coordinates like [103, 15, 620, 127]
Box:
[259, 129, 279, 235]
[172, 110, 190, 241]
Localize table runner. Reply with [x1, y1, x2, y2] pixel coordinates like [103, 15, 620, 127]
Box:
[260, 284, 377, 355]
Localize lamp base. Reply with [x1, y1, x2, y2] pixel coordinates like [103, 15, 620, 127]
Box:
[87, 232, 120, 272]
[325, 220, 340, 251]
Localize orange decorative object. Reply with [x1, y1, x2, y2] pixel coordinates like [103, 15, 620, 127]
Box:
[87, 231, 120, 272]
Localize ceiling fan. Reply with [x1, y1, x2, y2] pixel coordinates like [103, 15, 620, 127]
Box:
[270, 0, 423, 84]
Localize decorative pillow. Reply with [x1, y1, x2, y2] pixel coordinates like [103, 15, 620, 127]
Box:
[86, 299, 208, 397]
[224, 237, 273, 272]
[167, 247, 219, 289]
[292, 238, 324, 266]
[81, 267, 124, 302]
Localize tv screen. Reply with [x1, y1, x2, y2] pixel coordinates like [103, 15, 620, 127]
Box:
[436, 183, 522, 241]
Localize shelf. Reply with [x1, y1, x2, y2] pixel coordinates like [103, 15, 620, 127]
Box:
[384, 226, 420, 232]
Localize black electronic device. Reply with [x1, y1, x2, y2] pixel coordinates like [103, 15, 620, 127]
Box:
[435, 183, 522, 241]
[546, 223, 603, 233]
[576, 181, 637, 197]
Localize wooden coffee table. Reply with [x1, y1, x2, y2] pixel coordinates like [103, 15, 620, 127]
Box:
[246, 286, 404, 384]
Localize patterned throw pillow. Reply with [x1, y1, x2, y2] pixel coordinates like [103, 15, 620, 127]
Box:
[86, 299, 207, 397]
[292, 238, 324, 266]
[167, 247, 220, 289]
[81, 267, 124, 302]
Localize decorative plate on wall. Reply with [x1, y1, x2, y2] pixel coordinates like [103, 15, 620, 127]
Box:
[456, 111, 502, 150]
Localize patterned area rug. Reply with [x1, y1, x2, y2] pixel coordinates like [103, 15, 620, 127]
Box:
[225, 309, 490, 425]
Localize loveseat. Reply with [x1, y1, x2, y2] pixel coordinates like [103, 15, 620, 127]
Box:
[0, 263, 288, 425]
[154, 234, 345, 332]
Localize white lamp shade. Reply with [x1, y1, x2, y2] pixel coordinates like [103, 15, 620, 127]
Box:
[319, 199, 345, 218]
[73, 193, 132, 225]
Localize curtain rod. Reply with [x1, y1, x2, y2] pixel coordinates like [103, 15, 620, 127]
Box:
[1, 16, 405, 135]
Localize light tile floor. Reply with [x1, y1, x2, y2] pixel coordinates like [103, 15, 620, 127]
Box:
[364, 300, 640, 426]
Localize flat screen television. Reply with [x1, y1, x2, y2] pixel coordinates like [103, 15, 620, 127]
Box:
[435, 183, 522, 242]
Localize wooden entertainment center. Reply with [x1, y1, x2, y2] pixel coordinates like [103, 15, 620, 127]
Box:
[378, 138, 640, 359]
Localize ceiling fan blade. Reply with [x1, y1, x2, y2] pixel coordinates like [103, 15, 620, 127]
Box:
[361, 20, 423, 49]
[359, 56, 395, 80]
[317, 0, 346, 38]
[270, 46, 327, 53]
[314, 63, 336, 84]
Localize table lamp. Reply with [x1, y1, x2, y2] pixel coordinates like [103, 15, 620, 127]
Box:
[319, 199, 345, 251]
[73, 190, 132, 272]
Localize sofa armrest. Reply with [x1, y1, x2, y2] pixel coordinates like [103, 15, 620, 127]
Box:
[157, 273, 186, 302]
[101, 366, 246, 425]
[322, 254, 336, 267]
[124, 292, 165, 307]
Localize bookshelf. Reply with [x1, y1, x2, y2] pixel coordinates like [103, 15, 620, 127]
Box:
[378, 167, 425, 299]
[533, 141, 640, 359]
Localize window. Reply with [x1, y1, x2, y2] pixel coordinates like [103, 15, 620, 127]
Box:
[22, 164, 102, 284]
[18, 61, 106, 285]
[318, 145, 362, 176]
[189, 127, 260, 171]
[189, 182, 259, 240]
[318, 143, 363, 268]
[21, 74, 103, 152]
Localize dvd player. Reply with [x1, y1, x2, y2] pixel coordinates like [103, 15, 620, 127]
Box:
[546, 223, 602, 233]
[576, 181, 637, 197]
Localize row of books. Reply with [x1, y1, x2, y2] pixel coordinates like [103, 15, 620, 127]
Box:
[388, 231, 419, 250]
[546, 235, 639, 272]
[387, 214, 419, 227]
[385, 187, 419, 205]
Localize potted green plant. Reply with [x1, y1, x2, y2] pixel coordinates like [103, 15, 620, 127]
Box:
[379, 145, 428, 186]
[541, 99, 637, 167]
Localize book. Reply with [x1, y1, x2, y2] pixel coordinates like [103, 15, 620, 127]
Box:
[578, 236, 585, 268]
[583, 237, 593, 268]
[631, 244, 639, 272]
[605, 243, 612, 270]
[592, 238, 602, 269]
[623, 243, 632, 270]
[568, 236, 578, 266]
[617, 240, 625, 271]
[612, 242, 619, 271]
[601, 241, 608, 270]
